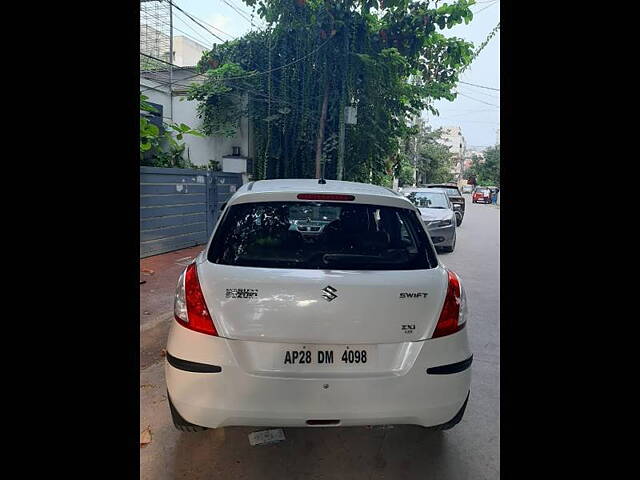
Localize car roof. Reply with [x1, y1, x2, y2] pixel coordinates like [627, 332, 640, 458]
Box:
[405, 187, 448, 194]
[229, 179, 416, 210]
[240, 179, 398, 196]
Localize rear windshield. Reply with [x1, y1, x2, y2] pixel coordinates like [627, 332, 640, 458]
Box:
[406, 191, 450, 209]
[208, 201, 437, 270]
[435, 187, 461, 196]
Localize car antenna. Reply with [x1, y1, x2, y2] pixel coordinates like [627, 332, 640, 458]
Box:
[318, 160, 327, 184]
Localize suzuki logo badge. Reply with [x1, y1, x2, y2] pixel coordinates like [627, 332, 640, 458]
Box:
[321, 285, 338, 302]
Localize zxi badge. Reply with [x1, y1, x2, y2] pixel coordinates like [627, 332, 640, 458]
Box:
[402, 324, 416, 334]
[321, 285, 338, 302]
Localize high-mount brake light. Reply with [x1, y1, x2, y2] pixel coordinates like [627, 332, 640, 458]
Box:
[174, 263, 218, 336]
[432, 270, 466, 338]
[297, 193, 355, 201]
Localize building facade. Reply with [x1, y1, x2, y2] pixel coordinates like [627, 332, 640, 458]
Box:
[140, 24, 209, 67]
[141, 68, 253, 175]
[438, 126, 467, 182]
[171, 36, 209, 67]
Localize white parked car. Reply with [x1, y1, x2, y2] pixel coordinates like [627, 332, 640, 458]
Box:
[166, 179, 472, 432]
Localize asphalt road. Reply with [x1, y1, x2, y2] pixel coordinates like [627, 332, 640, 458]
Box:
[140, 197, 500, 479]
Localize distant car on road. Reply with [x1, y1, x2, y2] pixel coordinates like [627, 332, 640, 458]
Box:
[472, 187, 492, 204]
[422, 184, 465, 226]
[461, 185, 473, 194]
[406, 188, 457, 253]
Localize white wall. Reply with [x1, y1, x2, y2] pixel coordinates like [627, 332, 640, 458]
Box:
[141, 77, 250, 168]
[142, 83, 172, 122]
[172, 36, 208, 67]
[172, 95, 249, 166]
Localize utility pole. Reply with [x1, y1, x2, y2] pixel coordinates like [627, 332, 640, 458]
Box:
[315, 81, 330, 179]
[336, 23, 350, 181]
[413, 135, 418, 187]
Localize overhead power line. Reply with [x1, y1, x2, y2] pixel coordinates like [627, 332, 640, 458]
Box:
[457, 92, 500, 108]
[168, 0, 226, 43]
[445, 108, 499, 117]
[172, 12, 214, 46]
[207, 34, 335, 82]
[144, 17, 208, 49]
[219, 0, 264, 28]
[473, 1, 500, 14]
[459, 80, 500, 91]
[176, 9, 236, 40]
[460, 86, 499, 100]
[435, 118, 499, 125]
[142, 33, 333, 92]
[460, 22, 500, 74]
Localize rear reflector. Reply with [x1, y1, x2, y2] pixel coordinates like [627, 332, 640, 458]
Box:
[175, 263, 218, 336]
[306, 420, 340, 425]
[297, 193, 355, 201]
[432, 270, 463, 338]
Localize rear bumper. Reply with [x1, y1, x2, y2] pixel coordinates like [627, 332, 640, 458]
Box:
[165, 323, 472, 429]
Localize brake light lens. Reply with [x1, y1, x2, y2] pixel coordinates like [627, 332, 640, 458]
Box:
[432, 270, 467, 338]
[174, 263, 218, 336]
[297, 193, 355, 201]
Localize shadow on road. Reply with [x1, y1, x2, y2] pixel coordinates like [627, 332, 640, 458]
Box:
[171, 424, 452, 479]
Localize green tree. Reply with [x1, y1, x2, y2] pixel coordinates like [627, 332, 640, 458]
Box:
[189, 0, 476, 183]
[396, 153, 417, 187]
[465, 145, 499, 186]
[399, 123, 454, 186]
[480, 145, 500, 186]
[139, 94, 204, 168]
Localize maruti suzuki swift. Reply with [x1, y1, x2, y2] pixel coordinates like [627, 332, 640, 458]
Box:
[166, 179, 472, 432]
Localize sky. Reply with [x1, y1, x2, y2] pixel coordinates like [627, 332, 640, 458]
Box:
[169, 0, 499, 149]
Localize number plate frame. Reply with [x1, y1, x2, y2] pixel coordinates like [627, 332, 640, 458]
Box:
[278, 345, 375, 368]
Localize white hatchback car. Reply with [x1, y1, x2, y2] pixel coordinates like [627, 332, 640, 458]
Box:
[166, 179, 472, 432]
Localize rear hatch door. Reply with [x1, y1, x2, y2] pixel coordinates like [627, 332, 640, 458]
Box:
[198, 261, 448, 345]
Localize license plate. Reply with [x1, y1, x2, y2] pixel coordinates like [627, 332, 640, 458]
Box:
[280, 345, 373, 367]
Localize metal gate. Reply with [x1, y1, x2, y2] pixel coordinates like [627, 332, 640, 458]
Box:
[140, 167, 243, 258]
[207, 172, 242, 238]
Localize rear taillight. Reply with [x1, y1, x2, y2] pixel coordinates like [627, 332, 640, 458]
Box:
[174, 263, 218, 336]
[432, 270, 467, 338]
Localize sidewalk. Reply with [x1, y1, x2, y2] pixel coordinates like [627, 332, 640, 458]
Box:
[140, 245, 204, 369]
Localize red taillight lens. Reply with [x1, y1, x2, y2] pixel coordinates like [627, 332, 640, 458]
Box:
[175, 263, 218, 336]
[432, 270, 464, 338]
[297, 193, 355, 201]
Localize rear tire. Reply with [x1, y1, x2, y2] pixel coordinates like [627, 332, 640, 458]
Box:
[168, 392, 208, 432]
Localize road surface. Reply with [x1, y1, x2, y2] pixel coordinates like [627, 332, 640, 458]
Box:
[140, 198, 500, 479]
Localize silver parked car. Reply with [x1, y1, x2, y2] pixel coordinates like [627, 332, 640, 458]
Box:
[405, 188, 457, 252]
